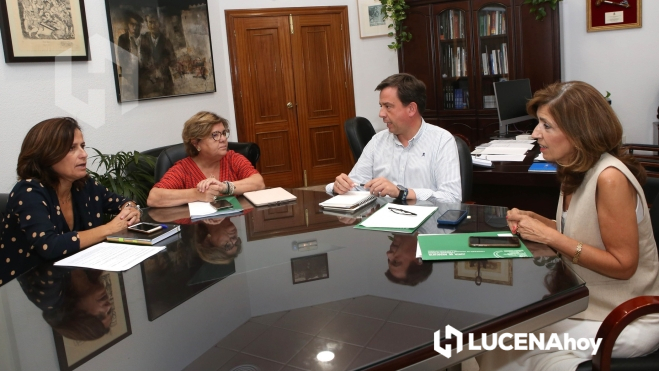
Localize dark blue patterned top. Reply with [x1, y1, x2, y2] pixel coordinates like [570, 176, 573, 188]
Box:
[0, 178, 127, 287]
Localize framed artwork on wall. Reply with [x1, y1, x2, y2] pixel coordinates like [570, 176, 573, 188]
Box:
[104, 0, 216, 102]
[0, 0, 90, 62]
[587, 0, 641, 32]
[357, 0, 391, 38]
[52, 271, 131, 371]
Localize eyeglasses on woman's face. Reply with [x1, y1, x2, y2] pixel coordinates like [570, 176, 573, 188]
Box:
[210, 129, 230, 141]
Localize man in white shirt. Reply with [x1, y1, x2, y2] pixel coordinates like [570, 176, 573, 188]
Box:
[326, 73, 462, 203]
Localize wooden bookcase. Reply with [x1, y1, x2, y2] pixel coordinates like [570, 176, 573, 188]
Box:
[398, 0, 561, 147]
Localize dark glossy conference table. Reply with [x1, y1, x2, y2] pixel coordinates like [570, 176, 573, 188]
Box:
[0, 189, 588, 371]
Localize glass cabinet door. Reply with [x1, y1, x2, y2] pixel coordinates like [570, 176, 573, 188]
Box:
[437, 8, 471, 111]
[476, 4, 511, 111]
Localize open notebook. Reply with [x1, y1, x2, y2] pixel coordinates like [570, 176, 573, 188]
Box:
[243, 187, 297, 207]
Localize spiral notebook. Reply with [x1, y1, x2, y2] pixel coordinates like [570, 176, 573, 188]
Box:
[319, 191, 376, 212]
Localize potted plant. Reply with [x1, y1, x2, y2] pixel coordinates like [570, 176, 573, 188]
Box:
[524, 0, 563, 21]
[86, 149, 157, 206]
[379, 0, 412, 49]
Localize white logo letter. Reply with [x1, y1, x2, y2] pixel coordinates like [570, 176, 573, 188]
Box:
[434, 325, 463, 358]
[590, 338, 603, 355]
[499, 333, 513, 351]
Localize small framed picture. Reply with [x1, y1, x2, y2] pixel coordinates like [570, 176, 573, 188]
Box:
[53, 271, 131, 371]
[357, 0, 392, 38]
[291, 253, 329, 284]
[454, 259, 513, 286]
[0, 0, 90, 62]
[587, 0, 641, 32]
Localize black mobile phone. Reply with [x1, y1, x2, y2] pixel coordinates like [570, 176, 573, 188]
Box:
[211, 199, 232, 210]
[437, 209, 468, 226]
[128, 222, 162, 234]
[468, 236, 521, 248]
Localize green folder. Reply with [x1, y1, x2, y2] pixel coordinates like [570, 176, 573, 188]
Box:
[191, 196, 243, 220]
[217, 196, 242, 210]
[418, 232, 533, 260]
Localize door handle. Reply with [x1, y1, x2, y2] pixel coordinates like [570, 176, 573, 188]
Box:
[287, 102, 293, 109]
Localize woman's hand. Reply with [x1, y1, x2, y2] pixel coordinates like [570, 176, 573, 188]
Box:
[196, 178, 227, 201]
[514, 214, 555, 245]
[105, 206, 140, 234]
[506, 208, 534, 234]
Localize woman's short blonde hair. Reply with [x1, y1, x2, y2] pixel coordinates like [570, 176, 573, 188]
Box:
[182, 111, 229, 157]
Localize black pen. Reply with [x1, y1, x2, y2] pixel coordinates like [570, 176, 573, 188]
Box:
[389, 207, 417, 216]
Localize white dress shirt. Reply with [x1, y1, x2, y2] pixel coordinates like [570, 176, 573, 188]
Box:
[327, 120, 462, 202]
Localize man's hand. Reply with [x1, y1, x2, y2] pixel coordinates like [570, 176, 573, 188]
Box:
[333, 173, 356, 194]
[364, 177, 399, 198]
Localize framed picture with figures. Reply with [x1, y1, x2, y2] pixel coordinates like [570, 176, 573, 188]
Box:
[104, 0, 216, 102]
[587, 0, 642, 32]
[0, 0, 90, 62]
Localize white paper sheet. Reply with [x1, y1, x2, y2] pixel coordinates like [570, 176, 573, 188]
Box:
[480, 154, 527, 162]
[360, 203, 437, 229]
[54, 242, 165, 271]
[480, 147, 529, 155]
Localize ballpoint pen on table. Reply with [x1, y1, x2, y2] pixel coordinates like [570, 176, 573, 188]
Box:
[389, 207, 417, 216]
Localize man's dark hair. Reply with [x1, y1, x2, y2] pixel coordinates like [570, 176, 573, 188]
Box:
[124, 9, 143, 24]
[375, 73, 427, 114]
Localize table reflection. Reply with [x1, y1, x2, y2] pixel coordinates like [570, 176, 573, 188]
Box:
[141, 217, 240, 321]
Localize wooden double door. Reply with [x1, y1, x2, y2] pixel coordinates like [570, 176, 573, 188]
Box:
[226, 7, 356, 188]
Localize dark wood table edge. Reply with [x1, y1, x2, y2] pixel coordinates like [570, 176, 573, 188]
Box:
[363, 284, 589, 370]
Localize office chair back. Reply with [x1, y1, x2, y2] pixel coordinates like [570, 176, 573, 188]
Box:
[344, 117, 376, 162]
[0, 193, 8, 215]
[453, 135, 473, 202]
[154, 142, 260, 183]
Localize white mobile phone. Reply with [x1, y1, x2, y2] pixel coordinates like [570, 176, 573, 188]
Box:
[127, 222, 162, 234]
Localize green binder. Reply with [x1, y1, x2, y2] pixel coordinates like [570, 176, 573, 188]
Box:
[418, 232, 533, 260]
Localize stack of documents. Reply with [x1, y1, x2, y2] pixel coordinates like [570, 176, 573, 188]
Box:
[188, 196, 243, 220]
[416, 232, 533, 260]
[319, 191, 376, 213]
[471, 140, 535, 162]
[354, 203, 437, 233]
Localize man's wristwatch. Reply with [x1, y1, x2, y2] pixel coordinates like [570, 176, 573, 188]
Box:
[396, 185, 408, 202]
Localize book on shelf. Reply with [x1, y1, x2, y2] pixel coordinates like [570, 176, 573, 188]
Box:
[502, 43, 509, 74]
[107, 224, 181, 246]
[455, 89, 463, 109]
[481, 52, 489, 75]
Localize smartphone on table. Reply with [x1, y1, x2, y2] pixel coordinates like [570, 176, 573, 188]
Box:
[437, 209, 468, 226]
[211, 199, 232, 210]
[468, 236, 520, 247]
[127, 222, 162, 234]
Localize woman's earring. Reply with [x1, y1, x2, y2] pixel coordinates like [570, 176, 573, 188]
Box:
[196, 147, 201, 152]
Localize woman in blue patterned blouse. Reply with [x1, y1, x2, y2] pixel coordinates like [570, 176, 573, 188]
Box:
[0, 117, 141, 286]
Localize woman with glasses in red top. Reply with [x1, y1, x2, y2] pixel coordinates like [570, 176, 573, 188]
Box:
[147, 111, 265, 207]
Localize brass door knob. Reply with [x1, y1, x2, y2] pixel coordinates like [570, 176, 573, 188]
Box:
[287, 102, 293, 109]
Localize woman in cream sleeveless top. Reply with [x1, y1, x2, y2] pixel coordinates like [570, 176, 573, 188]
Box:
[477, 81, 659, 371]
